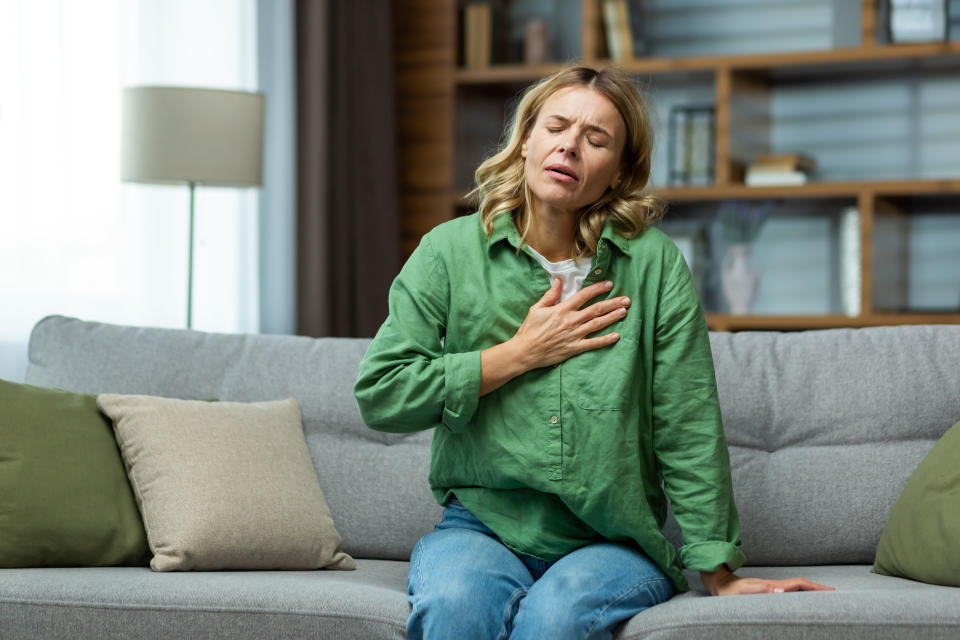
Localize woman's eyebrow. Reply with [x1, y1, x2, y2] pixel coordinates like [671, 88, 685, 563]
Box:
[545, 114, 612, 138]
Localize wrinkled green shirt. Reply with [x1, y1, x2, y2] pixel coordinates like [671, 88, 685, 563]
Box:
[354, 212, 745, 591]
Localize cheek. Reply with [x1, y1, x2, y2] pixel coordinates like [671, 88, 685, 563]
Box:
[522, 154, 537, 184]
[585, 157, 618, 190]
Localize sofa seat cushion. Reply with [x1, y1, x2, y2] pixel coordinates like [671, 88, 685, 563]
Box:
[4, 564, 960, 640]
[0, 560, 409, 640]
[622, 565, 960, 640]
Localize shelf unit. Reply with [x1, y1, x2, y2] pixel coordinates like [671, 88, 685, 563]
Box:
[393, 0, 960, 330]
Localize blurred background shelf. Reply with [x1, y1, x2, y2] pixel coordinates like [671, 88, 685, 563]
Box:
[395, 0, 960, 330]
[453, 40, 960, 83]
[450, 179, 960, 205]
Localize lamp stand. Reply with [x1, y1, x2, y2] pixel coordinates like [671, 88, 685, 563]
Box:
[187, 181, 196, 329]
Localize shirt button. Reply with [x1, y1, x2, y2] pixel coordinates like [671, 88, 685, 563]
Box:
[594, 268, 602, 275]
[550, 415, 559, 424]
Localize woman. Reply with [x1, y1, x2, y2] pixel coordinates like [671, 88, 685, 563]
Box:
[354, 65, 831, 640]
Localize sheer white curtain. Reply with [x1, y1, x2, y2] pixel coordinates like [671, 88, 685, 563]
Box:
[0, 0, 260, 382]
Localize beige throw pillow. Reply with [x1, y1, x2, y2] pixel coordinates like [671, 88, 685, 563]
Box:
[97, 394, 354, 572]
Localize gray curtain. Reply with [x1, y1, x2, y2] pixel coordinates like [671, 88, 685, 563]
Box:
[257, 0, 297, 335]
[296, 0, 400, 338]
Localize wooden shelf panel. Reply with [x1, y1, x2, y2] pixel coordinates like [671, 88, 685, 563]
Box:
[454, 42, 960, 85]
[452, 180, 960, 207]
[706, 313, 960, 332]
[654, 179, 960, 201]
[455, 63, 571, 84]
[722, 41, 960, 73]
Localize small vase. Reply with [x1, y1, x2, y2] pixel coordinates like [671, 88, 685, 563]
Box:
[721, 243, 759, 315]
[524, 19, 549, 65]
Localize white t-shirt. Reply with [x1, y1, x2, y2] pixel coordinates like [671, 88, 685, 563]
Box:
[527, 246, 593, 303]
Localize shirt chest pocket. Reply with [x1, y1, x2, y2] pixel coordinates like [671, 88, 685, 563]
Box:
[564, 332, 640, 411]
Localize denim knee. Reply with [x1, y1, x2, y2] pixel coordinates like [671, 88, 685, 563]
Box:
[512, 574, 674, 640]
[509, 542, 675, 640]
[406, 519, 535, 640]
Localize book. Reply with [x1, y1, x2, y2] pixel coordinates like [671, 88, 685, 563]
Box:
[616, 0, 634, 62]
[463, 3, 492, 69]
[627, 0, 646, 58]
[839, 206, 861, 317]
[745, 170, 808, 186]
[602, 0, 623, 62]
[873, 212, 909, 312]
[750, 153, 817, 173]
[602, 0, 633, 62]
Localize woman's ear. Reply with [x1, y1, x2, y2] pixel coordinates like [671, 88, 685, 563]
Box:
[521, 140, 528, 158]
[610, 170, 622, 189]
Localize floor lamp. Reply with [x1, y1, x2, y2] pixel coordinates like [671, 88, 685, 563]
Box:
[121, 86, 264, 329]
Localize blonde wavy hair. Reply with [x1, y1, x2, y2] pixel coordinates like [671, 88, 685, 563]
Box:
[467, 65, 665, 259]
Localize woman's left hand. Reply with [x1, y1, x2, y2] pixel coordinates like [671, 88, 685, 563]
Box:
[701, 566, 835, 596]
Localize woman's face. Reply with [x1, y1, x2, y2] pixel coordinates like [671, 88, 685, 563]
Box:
[521, 86, 627, 217]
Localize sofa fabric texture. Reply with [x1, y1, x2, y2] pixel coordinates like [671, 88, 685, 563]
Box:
[97, 394, 354, 572]
[23, 316, 440, 563]
[2, 315, 959, 639]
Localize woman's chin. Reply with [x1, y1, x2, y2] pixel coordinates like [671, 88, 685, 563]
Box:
[529, 190, 585, 213]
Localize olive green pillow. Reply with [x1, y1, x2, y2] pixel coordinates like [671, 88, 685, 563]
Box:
[873, 420, 960, 586]
[0, 379, 150, 567]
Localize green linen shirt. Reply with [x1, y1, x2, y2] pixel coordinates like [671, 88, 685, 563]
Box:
[354, 211, 745, 591]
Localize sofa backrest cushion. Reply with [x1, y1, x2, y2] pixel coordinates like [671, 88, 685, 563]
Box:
[26, 316, 960, 565]
[691, 326, 960, 565]
[25, 316, 439, 561]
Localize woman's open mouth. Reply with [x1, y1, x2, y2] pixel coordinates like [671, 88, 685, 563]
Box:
[545, 164, 578, 183]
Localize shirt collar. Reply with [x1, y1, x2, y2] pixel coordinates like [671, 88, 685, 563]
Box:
[485, 211, 632, 256]
[486, 211, 522, 251]
[600, 221, 631, 255]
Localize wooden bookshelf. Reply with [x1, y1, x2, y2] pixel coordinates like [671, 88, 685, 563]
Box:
[393, 0, 960, 331]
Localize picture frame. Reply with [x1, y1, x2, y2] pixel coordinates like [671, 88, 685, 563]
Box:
[667, 105, 715, 187]
[887, 0, 948, 43]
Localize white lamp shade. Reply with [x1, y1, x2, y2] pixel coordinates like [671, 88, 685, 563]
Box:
[122, 86, 264, 187]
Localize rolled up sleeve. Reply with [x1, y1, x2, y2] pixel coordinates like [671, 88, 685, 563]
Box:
[354, 234, 482, 434]
[441, 351, 481, 432]
[651, 249, 746, 573]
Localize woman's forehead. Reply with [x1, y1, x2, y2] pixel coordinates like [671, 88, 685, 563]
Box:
[538, 86, 624, 132]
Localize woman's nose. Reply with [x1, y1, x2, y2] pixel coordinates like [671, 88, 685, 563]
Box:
[558, 136, 578, 156]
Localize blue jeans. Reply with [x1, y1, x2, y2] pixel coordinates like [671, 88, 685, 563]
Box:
[406, 499, 675, 640]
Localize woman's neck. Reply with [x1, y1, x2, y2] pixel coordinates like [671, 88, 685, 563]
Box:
[524, 203, 577, 262]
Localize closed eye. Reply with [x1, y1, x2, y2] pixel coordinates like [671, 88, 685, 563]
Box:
[547, 127, 605, 148]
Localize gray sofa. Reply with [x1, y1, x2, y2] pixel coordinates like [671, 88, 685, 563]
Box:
[2, 314, 959, 639]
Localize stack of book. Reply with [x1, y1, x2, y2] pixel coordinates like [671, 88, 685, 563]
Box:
[745, 153, 816, 187]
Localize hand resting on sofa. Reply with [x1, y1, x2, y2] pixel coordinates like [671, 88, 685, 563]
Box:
[702, 564, 835, 596]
